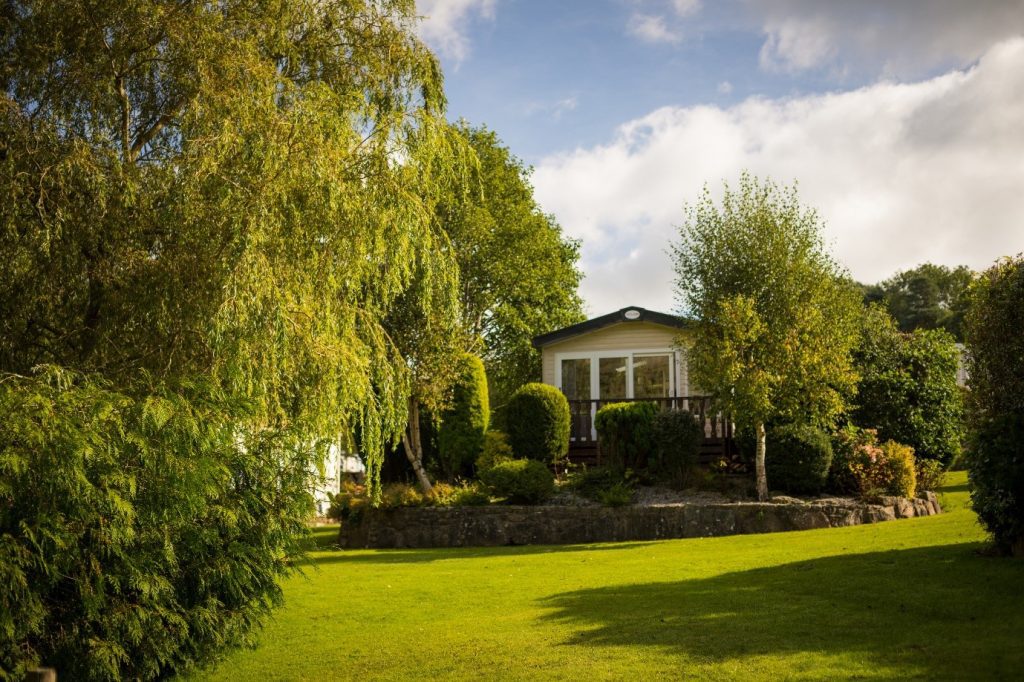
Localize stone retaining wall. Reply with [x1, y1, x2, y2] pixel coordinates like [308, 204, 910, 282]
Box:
[338, 492, 941, 549]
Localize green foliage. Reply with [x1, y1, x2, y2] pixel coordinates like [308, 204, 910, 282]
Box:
[438, 354, 490, 479]
[0, 0, 471, 501]
[594, 402, 659, 472]
[828, 426, 919, 499]
[860, 263, 974, 341]
[441, 124, 584, 409]
[650, 410, 704, 486]
[380, 483, 428, 508]
[852, 306, 964, 467]
[597, 482, 637, 507]
[965, 256, 1024, 555]
[880, 441, 917, 499]
[429, 482, 491, 507]
[0, 369, 316, 681]
[476, 430, 515, 472]
[478, 459, 555, 504]
[672, 173, 861, 498]
[765, 424, 834, 495]
[505, 383, 570, 464]
[916, 459, 945, 493]
[327, 481, 369, 522]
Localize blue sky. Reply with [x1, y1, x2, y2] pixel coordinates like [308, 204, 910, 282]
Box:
[417, 0, 1024, 315]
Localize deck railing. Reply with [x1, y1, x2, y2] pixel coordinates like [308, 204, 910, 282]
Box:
[566, 396, 733, 446]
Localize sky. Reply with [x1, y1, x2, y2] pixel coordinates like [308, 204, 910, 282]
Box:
[416, 0, 1024, 317]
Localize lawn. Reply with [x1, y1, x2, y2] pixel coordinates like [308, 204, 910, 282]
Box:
[191, 472, 1024, 680]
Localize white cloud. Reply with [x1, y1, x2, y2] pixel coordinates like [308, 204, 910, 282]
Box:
[416, 0, 496, 64]
[750, 0, 1024, 76]
[717, 80, 733, 94]
[672, 0, 701, 17]
[533, 38, 1024, 316]
[627, 13, 681, 44]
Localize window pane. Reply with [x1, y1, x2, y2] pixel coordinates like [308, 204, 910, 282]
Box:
[560, 358, 591, 401]
[633, 354, 671, 399]
[599, 357, 628, 400]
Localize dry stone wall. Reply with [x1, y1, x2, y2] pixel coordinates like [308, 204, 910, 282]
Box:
[338, 492, 941, 549]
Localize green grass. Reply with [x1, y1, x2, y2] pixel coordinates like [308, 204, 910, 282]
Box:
[191, 472, 1024, 680]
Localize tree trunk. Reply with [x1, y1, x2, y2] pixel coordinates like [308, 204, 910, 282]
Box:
[402, 398, 433, 494]
[755, 421, 768, 501]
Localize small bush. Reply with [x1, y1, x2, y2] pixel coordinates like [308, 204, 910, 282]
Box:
[479, 459, 555, 504]
[650, 410, 703, 485]
[765, 424, 834, 495]
[506, 383, 571, 464]
[476, 430, 514, 472]
[597, 481, 636, 507]
[438, 354, 490, 479]
[327, 481, 368, 522]
[915, 458, 945, 493]
[381, 482, 427, 508]
[429, 482, 491, 507]
[829, 426, 920, 498]
[594, 401, 659, 472]
[881, 441, 917, 498]
[566, 466, 619, 499]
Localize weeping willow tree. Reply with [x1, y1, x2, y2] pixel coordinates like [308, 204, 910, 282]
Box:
[0, 0, 469, 486]
[0, 0, 468, 677]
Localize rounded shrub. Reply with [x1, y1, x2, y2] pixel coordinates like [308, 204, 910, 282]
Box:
[438, 354, 490, 479]
[478, 459, 555, 504]
[650, 410, 703, 485]
[765, 423, 834, 495]
[594, 401, 659, 472]
[880, 441, 917, 498]
[505, 383, 570, 464]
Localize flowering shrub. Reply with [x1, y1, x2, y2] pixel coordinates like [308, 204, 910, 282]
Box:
[829, 426, 917, 498]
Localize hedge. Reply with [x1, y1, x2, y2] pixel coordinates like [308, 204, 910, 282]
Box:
[478, 459, 555, 504]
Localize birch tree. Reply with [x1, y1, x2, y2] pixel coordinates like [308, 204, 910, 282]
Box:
[672, 174, 861, 500]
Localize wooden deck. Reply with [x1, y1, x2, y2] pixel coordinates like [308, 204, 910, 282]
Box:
[566, 396, 739, 469]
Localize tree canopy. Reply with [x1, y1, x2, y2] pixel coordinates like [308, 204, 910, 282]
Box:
[0, 0, 470, 485]
[672, 173, 861, 499]
[860, 263, 973, 341]
[440, 123, 584, 413]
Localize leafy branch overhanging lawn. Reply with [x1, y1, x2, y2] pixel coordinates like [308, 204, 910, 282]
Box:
[191, 472, 1023, 681]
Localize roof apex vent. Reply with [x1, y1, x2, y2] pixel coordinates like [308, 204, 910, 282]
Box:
[623, 308, 641, 320]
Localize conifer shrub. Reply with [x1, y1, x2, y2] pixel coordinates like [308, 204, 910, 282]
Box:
[505, 383, 570, 464]
[478, 459, 555, 504]
[765, 423, 834, 495]
[438, 354, 490, 479]
[476, 430, 514, 472]
[0, 369, 316, 681]
[594, 401, 659, 472]
[650, 410, 704, 485]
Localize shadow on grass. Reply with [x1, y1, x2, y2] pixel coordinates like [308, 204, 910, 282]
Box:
[306, 541, 659, 565]
[538, 542, 1024, 678]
